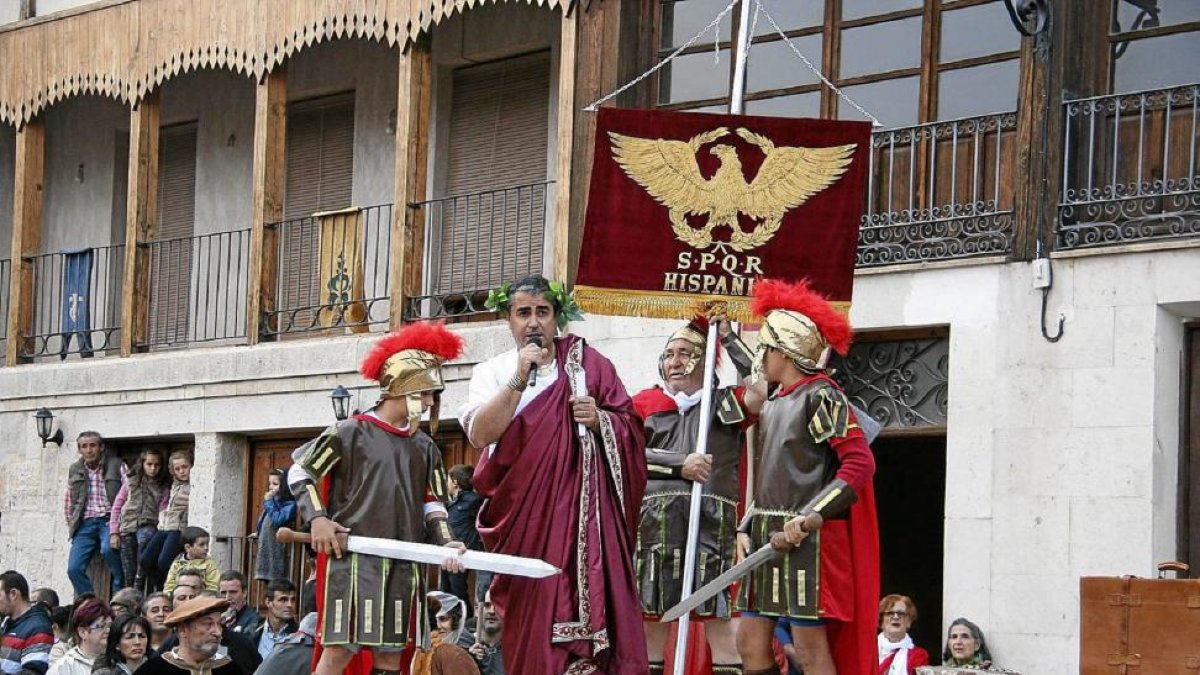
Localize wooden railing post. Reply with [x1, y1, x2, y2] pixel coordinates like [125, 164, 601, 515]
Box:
[246, 68, 287, 344]
[121, 92, 160, 356]
[551, 7, 577, 283]
[389, 36, 432, 330]
[5, 118, 44, 366]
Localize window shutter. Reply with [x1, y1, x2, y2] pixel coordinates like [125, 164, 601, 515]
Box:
[279, 95, 355, 327]
[438, 51, 550, 294]
[148, 124, 197, 345]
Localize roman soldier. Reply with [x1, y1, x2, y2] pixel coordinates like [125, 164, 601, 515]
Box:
[288, 321, 468, 675]
[631, 315, 755, 675]
[735, 278, 880, 675]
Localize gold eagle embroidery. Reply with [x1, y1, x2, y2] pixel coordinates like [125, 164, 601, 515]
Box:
[608, 127, 856, 252]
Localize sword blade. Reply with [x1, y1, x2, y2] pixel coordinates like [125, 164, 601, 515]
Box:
[659, 543, 780, 623]
[346, 535, 561, 579]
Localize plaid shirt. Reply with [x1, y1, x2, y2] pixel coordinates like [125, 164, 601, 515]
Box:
[62, 463, 118, 523]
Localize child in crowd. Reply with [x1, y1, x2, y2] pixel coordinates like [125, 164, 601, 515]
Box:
[138, 450, 192, 590]
[163, 526, 221, 593]
[108, 448, 170, 591]
[254, 468, 296, 587]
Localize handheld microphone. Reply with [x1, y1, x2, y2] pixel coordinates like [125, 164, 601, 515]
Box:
[527, 336, 544, 387]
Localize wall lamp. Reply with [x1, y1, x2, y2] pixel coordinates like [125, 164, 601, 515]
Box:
[331, 386, 353, 421]
[35, 408, 64, 447]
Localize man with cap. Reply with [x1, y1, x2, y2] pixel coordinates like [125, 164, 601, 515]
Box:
[136, 596, 243, 674]
[411, 591, 478, 675]
[287, 321, 468, 675]
[734, 279, 880, 675]
[631, 314, 755, 675]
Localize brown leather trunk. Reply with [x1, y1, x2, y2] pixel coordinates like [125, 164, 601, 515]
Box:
[1080, 576, 1200, 674]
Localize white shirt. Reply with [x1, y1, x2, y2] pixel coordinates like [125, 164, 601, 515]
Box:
[460, 347, 559, 440]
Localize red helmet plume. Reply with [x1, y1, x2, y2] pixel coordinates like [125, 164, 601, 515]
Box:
[751, 278, 852, 355]
[359, 321, 465, 382]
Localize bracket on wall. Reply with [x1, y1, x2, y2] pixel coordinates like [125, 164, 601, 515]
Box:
[1002, 0, 1051, 37]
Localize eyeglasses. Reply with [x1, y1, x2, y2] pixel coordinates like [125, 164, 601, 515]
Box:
[87, 619, 113, 631]
[882, 610, 909, 618]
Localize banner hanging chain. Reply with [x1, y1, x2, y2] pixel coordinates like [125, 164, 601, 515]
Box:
[583, 0, 740, 112]
[583, 0, 883, 128]
[754, 0, 882, 127]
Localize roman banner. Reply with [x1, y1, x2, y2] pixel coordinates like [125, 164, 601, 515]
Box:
[575, 108, 872, 321]
[315, 207, 369, 332]
[59, 247, 95, 358]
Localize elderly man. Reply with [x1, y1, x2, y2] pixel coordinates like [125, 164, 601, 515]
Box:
[631, 315, 755, 675]
[136, 596, 242, 674]
[463, 274, 648, 675]
[63, 431, 125, 596]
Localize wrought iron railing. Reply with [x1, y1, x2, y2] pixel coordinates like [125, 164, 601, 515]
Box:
[406, 181, 553, 320]
[217, 534, 312, 610]
[1058, 83, 1200, 249]
[0, 258, 9, 352]
[858, 112, 1017, 267]
[22, 244, 124, 358]
[831, 336, 949, 430]
[264, 203, 393, 337]
[142, 229, 251, 348]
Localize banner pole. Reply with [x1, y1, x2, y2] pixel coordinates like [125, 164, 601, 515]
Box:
[671, 2, 752, 672]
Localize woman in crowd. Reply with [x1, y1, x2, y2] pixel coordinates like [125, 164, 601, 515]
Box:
[878, 594, 930, 675]
[47, 599, 112, 675]
[942, 617, 993, 669]
[254, 468, 296, 588]
[92, 615, 151, 675]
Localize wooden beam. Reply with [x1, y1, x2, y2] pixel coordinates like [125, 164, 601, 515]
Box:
[820, 0, 842, 119]
[552, 8, 577, 283]
[389, 36, 432, 330]
[5, 119, 44, 366]
[246, 69, 286, 344]
[120, 92, 160, 356]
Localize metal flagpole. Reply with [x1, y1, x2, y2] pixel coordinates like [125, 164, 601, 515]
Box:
[671, 2, 754, 673]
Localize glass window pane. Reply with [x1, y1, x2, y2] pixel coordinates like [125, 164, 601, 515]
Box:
[1112, 32, 1200, 92]
[940, 2, 1021, 62]
[843, 0, 922, 21]
[660, 48, 732, 104]
[751, 0, 825, 36]
[684, 104, 730, 114]
[661, 0, 733, 49]
[747, 35, 824, 93]
[840, 76, 919, 127]
[746, 92, 822, 118]
[937, 59, 1020, 119]
[840, 18, 923, 79]
[1113, 0, 1200, 33]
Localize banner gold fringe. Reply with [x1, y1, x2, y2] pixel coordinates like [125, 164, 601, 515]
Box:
[574, 285, 849, 323]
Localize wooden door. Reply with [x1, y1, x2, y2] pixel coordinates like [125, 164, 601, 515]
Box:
[246, 436, 315, 607]
[1185, 324, 1199, 570]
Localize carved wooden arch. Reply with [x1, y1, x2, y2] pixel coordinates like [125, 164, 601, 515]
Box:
[0, 0, 577, 126]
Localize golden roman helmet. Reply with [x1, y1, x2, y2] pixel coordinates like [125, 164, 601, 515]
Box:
[756, 309, 830, 374]
[659, 315, 709, 381]
[360, 322, 464, 433]
[750, 278, 853, 377]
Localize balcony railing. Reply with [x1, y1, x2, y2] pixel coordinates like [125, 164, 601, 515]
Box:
[141, 229, 251, 349]
[406, 181, 553, 320]
[858, 112, 1017, 267]
[1058, 83, 1200, 250]
[22, 244, 124, 358]
[264, 204, 393, 337]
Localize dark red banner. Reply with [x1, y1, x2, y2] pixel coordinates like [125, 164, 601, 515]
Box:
[575, 107, 871, 321]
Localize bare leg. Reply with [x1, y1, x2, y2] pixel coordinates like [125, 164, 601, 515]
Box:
[644, 619, 669, 667]
[735, 615, 777, 671]
[372, 650, 403, 672]
[789, 624, 836, 675]
[315, 645, 355, 675]
[707, 617, 741, 666]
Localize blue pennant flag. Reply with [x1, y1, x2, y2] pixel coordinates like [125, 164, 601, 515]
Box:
[60, 248, 95, 359]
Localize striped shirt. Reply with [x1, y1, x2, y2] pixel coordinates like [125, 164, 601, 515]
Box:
[0, 605, 54, 675]
[62, 463, 119, 524]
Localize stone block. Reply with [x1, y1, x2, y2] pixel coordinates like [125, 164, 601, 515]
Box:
[1070, 367, 1154, 428]
[1071, 254, 1158, 308]
[944, 426, 994, 518]
[989, 573, 1076, 636]
[1111, 304, 1157, 370]
[941, 517, 992, 624]
[990, 496, 1069, 575]
[1068, 496, 1152, 578]
[986, 631, 1075, 675]
[992, 427, 1150, 498]
[1001, 305, 1115, 371]
[991, 367, 1074, 430]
